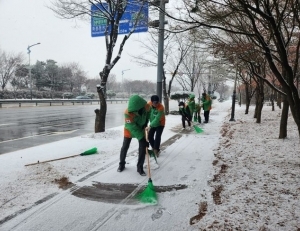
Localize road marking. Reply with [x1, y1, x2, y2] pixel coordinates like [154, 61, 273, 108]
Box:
[51, 130, 78, 135]
[0, 123, 16, 127]
[39, 121, 85, 129]
[0, 130, 78, 144]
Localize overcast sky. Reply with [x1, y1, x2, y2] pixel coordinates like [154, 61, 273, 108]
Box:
[0, 0, 158, 82]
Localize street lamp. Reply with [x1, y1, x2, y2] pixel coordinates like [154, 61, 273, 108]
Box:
[27, 42, 41, 100]
[121, 69, 130, 97]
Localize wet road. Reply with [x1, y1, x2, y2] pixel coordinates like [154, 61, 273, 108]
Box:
[0, 103, 127, 154]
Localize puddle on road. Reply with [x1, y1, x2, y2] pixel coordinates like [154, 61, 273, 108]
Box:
[72, 182, 188, 204]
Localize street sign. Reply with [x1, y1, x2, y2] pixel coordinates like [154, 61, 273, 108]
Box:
[91, 0, 148, 37]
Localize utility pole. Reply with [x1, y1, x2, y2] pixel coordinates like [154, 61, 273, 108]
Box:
[27, 43, 41, 100]
[121, 69, 130, 98]
[156, 0, 167, 103]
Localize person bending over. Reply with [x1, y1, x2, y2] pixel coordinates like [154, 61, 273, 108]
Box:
[118, 95, 149, 176]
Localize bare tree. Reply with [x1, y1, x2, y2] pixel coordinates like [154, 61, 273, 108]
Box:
[167, 0, 300, 138]
[0, 49, 23, 90]
[130, 31, 191, 114]
[50, 0, 148, 132]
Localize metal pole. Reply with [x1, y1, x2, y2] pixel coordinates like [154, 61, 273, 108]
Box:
[156, 0, 165, 103]
[29, 52, 32, 100]
[121, 69, 130, 98]
[27, 43, 41, 100]
[229, 62, 238, 121]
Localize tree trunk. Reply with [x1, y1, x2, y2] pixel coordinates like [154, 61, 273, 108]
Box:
[255, 78, 264, 123]
[271, 90, 275, 111]
[254, 87, 258, 119]
[94, 72, 108, 133]
[162, 71, 169, 115]
[279, 95, 288, 139]
[276, 91, 281, 109]
[245, 84, 250, 114]
[94, 109, 101, 133]
[95, 89, 107, 133]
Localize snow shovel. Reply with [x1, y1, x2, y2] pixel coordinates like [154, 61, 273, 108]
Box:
[25, 147, 98, 166]
[136, 131, 157, 204]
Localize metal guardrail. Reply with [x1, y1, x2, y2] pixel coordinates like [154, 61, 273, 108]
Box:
[0, 99, 128, 108]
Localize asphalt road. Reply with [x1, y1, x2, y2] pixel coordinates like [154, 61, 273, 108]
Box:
[0, 103, 127, 155]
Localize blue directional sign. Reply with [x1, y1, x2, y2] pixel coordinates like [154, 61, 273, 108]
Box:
[91, 0, 148, 37]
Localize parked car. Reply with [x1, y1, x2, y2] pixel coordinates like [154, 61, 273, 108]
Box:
[75, 96, 91, 100]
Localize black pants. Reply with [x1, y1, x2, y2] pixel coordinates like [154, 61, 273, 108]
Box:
[119, 137, 146, 169]
[204, 110, 210, 122]
[195, 111, 201, 123]
[148, 126, 164, 151]
[181, 116, 191, 128]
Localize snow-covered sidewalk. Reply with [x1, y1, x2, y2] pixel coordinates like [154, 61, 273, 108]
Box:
[0, 100, 299, 231]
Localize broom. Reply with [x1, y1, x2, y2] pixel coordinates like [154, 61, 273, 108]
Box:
[147, 149, 158, 164]
[136, 130, 158, 204]
[25, 147, 98, 166]
[192, 122, 204, 133]
[186, 117, 204, 133]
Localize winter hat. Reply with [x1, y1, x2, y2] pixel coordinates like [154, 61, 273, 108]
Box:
[151, 95, 159, 102]
[189, 94, 195, 99]
[128, 94, 147, 112]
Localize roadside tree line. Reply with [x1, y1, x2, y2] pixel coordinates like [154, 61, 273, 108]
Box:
[168, 0, 300, 138]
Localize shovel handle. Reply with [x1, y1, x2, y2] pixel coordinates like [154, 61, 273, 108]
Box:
[145, 128, 149, 142]
[145, 129, 151, 179]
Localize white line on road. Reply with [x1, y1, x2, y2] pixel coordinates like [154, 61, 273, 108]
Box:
[0, 130, 78, 144]
[0, 123, 16, 127]
[39, 121, 85, 129]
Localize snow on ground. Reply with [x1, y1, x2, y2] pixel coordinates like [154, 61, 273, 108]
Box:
[0, 99, 299, 230]
[195, 103, 300, 231]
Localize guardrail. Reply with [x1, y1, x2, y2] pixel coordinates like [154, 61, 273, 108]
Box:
[0, 99, 128, 108]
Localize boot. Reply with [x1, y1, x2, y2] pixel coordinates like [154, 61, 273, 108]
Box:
[137, 167, 146, 176]
[117, 165, 125, 172]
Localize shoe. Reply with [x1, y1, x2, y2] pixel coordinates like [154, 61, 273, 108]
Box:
[117, 165, 125, 172]
[181, 127, 185, 130]
[154, 149, 159, 158]
[204, 121, 208, 123]
[186, 127, 191, 131]
[137, 168, 146, 176]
